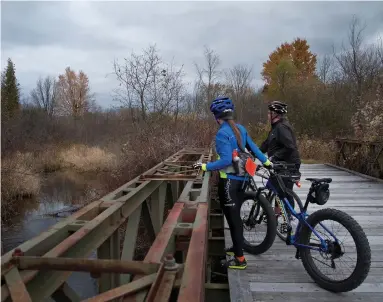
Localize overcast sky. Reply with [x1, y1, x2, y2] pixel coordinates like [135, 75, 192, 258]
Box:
[1, 0, 383, 108]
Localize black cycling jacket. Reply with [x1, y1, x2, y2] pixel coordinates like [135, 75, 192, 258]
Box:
[260, 118, 301, 165]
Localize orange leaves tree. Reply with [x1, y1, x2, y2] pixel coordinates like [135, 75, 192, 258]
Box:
[261, 38, 317, 99]
[56, 67, 94, 118]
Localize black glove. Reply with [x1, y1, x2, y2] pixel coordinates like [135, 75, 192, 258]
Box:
[192, 162, 203, 169]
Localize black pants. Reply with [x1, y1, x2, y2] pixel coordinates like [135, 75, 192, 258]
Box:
[218, 177, 245, 257]
[282, 163, 301, 210]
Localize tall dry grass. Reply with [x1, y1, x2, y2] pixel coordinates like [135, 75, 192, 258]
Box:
[1, 152, 42, 223]
[297, 135, 336, 164]
[1, 152, 41, 198]
[59, 144, 118, 172]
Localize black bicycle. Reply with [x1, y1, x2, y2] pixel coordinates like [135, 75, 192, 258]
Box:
[245, 163, 302, 242]
[242, 162, 371, 293]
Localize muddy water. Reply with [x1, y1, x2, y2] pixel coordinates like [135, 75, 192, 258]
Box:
[1, 171, 108, 299]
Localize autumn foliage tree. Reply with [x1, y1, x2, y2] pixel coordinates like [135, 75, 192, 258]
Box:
[56, 67, 93, 118]
[262, 38, 317, 99]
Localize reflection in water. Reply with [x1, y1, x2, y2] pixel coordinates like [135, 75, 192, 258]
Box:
[1, 171, 107, 299]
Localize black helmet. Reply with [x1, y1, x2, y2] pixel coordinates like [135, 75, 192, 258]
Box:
[268, 101, 288, 114]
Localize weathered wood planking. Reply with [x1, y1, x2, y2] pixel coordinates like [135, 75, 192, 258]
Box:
[225, 164, 383, 302]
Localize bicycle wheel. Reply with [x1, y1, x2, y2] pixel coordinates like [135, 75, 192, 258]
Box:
[240, 191, 277, 255]
[299, 208, 371, 292]
[269, 188, 300, 242]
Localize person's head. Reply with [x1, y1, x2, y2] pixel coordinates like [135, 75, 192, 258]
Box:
[210, 96, 235, 123]
[210, 96, 245, 150]
[267, 101, 288, 124]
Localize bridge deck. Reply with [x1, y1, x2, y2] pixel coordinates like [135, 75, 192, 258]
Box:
[225, 164, 383, 302]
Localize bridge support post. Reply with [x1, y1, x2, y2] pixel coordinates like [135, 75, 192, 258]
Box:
[98, 229, 120, 294]
[52, 282, 81, 302]
[147, 183, 167, 235]
[120, 204, 142, 285]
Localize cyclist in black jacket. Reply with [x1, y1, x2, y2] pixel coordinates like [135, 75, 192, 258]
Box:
[260, 101, 301, 210]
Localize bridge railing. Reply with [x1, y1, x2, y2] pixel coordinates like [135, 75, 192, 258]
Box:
[1, 147, 223, 302]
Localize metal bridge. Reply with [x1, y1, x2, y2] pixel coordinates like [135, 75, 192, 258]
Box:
[1, 146, 383, 302]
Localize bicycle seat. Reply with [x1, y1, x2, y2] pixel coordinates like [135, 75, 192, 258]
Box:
[305, 178, 332, 184]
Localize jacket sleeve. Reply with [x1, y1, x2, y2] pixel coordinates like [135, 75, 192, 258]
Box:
[205, 131, 232, 171]
[260, 136, 269, 153]
[273, 124, 295, 160]
[245, 131, 268, 164]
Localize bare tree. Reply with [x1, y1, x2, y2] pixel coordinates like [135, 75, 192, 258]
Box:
[333, 15, 381, 102]
[194, 46, 222, 115]
[113, 45, 161, 120]
[377, 36, 383, 66]
[225, 64, 253, 120]
[318, 54, 333, 85]
[30, 76, 57, 117]
[113, 45, 187, 121]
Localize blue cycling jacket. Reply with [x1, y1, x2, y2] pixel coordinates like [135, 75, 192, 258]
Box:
[206, 122, 269, 180]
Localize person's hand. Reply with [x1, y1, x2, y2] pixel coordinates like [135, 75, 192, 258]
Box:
[263, 159, 273, 170]
[192, 162, 207, 171]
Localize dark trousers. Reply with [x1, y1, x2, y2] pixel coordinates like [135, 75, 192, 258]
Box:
[218, 178, 245, 257]
[282, 163, 301, 210]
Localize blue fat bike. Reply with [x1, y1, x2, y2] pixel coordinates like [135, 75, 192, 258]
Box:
[241, 162, 371, 293]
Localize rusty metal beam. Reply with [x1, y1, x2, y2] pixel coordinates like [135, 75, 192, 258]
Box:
[82, 273, 157, 302]
[1, 179, 163, 301]
[140, 174, 199, 181]
[146, 258, 179, 302]
[177, 203, 208, 302]
[10, 256, 160, 275]
[122, 203, 185, 302]
[100, 148, 202, 202]
[123, 148, 212, 302]
[3, 267, 32, 302]
[1, 147, 212, 302]
[152, 270, 177, 302]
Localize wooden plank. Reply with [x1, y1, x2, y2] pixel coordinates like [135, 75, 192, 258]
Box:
[224, 224, 252, 302]
[252, 292, 383, 302]
[249, 282, 383, 293]
[228, 164, 383, 302]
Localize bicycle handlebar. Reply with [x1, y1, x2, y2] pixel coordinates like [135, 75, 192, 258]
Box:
[255, 161, 300, 180]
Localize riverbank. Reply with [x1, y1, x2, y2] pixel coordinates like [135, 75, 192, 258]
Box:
[1, 144, 119, 224]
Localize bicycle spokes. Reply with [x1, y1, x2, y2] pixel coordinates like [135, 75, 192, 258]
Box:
[307, 219, 357, 281]
[241, 200, 268, 247]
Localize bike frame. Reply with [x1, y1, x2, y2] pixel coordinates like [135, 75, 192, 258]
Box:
[268, 177, 341, 252]
[247, 167, 339, 253]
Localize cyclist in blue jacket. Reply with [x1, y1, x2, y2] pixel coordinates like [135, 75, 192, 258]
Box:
[193, 96, 272, 269]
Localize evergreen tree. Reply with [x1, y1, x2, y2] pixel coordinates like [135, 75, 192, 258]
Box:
[1, 58, 20, 119]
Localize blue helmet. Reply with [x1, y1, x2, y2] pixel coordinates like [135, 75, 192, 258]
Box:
[210, 96, 234, 119]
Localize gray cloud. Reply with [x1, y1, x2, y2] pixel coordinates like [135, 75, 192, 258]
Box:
[1, 1, 382, 108]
